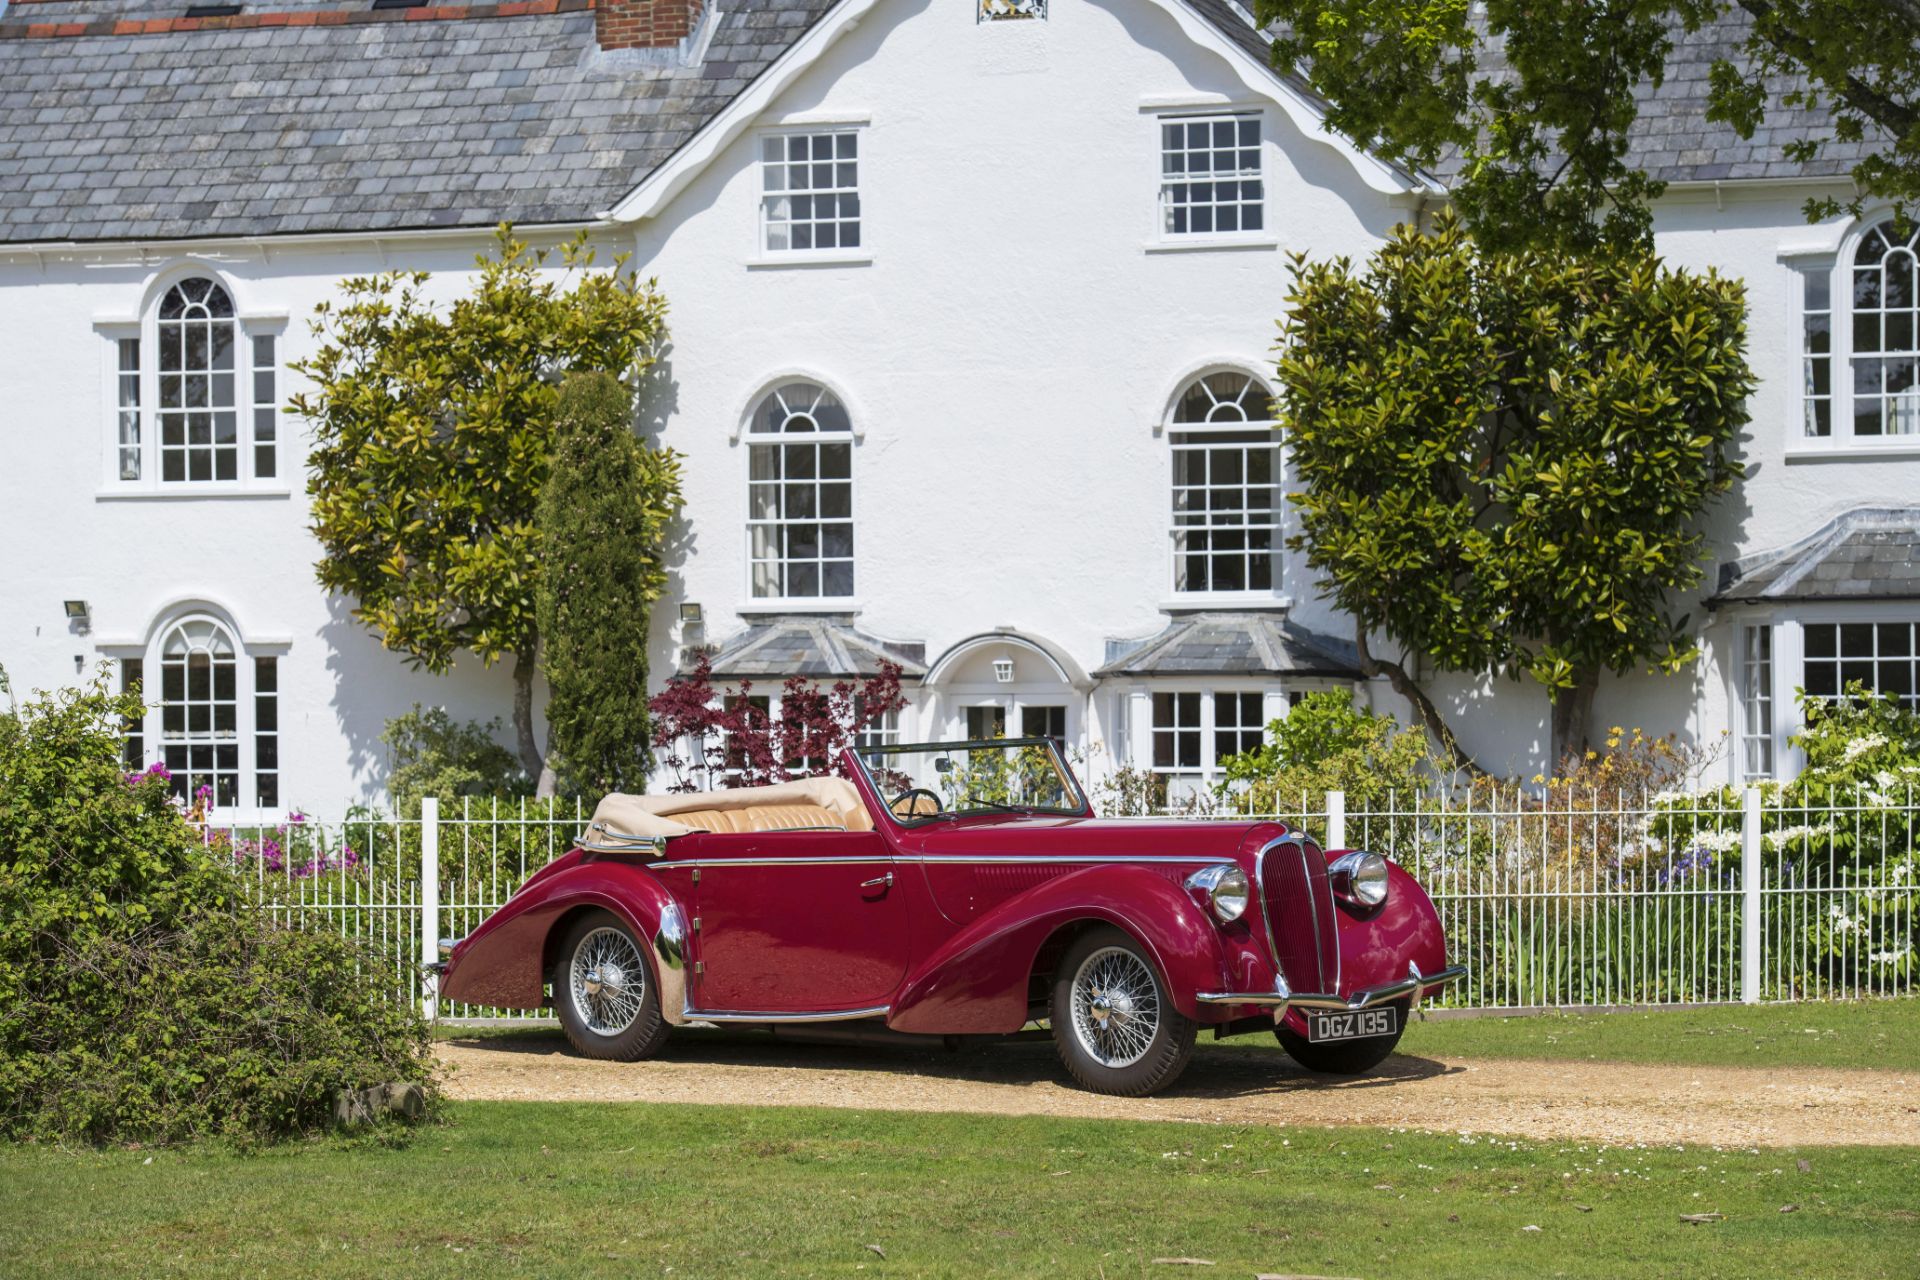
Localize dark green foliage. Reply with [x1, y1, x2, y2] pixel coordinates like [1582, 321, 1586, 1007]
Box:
[295, 227, 671, 785]
[382, 704, 532, 817]
[1275, 217, 1757, 761]
[1260, 0, 1920, 249]
[0, 673, 436, 1144]
[536, 372, 684, 796]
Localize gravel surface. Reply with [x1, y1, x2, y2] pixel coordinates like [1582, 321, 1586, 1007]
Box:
[438, 1032, 1920, 1148]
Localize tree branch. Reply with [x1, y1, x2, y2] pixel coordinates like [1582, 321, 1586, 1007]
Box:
[1734, 0, 1919, 139]
[1351, 623, 1485, 777]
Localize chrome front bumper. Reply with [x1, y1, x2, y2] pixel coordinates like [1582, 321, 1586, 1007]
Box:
[1196, 962, 1468, 1014]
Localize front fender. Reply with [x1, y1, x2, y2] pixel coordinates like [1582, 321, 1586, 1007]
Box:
[1270, 857, 1450, 1037]
[888, 863, 1226, 1035]
[439, 852, 684, 1013]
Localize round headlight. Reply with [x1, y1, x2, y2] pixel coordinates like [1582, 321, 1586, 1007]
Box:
[1329, 851, 1390, 909]
[1184, 864, 1250, 923]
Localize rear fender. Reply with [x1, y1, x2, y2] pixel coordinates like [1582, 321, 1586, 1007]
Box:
[888, 863, 1226, 1035]
[438, 853, 686, 1017]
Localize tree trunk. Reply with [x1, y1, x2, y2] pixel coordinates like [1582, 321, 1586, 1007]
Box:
[511, 645, 552, 795]
[1352, 626, 1485, 778]
[1550, 666, 1601, 770]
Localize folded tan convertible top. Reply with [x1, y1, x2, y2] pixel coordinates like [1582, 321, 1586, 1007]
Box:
[582, 776, 873, 846]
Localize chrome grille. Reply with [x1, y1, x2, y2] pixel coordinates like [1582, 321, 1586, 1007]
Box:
[1258, 837, 1339, 994]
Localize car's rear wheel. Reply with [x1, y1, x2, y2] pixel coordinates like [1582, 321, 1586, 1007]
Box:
[554, 909, 671, 1061]
[1049, 926, 1196, 1096]
[1274, 999, 1409, 1075]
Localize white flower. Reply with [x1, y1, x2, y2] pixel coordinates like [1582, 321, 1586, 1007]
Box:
[1874, 770, 1899, 788]
[1869, 948, 1912, 965]
[1865, 788, 1895, 807]
[1842, 734, 1889, 763]
[1690, 828, 1742, 854]
[1764, 822, 1833, 851]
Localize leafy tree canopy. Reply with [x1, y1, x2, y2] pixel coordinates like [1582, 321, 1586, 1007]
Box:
[1258, 0, 1920, 250]
[1275, 216, 1756, 764]
[294, 227, 670, 788]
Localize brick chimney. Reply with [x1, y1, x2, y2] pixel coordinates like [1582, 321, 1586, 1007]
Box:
[595, 0, 706, 50]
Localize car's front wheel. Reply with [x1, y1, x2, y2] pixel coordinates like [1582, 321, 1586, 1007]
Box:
[1049, 926, 1197, 1096]
[554, 909, 672, 1061]
[1274, 999, 1409, 1075]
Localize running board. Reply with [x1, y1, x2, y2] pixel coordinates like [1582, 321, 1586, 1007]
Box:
[684, 1004, 890, 1025]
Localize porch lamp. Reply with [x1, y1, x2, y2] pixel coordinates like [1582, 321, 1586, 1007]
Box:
[63, 600, 91, 633]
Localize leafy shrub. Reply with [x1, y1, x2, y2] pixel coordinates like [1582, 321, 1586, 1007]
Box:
[1215, 690, 1431, 843]
[0, 673, 437, 1144]
[382, 704, 531, 817]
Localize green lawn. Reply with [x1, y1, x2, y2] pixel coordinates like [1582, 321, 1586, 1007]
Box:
[1387, 999, 1920, 1072]
[2, 1102, 1915, 1279]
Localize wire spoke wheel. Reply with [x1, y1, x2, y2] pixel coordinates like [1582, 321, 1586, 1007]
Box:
[569, 926, 648, 1036]
[1068, 945, 1162, 1069]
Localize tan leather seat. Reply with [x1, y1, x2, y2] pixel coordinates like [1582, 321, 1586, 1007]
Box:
[670, 803, 845, 834]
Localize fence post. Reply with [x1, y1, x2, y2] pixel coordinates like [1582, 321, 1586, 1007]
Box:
[1740, 786, 1762, 1005]
[1326, 789, 1347, 850]
[421, 796, 440, 1022]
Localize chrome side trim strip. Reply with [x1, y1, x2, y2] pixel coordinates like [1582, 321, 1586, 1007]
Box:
[684, 1005, 891, 1025]
[649, 854, 1218, 871]
[1195, 964, 1468, 1013]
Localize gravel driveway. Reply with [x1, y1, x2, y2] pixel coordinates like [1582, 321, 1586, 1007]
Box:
[438, 1030, 1920, 1148]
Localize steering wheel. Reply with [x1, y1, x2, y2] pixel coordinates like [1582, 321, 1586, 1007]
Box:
[890, 788, 944, 819]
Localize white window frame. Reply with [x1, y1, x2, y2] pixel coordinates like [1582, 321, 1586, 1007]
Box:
[1140, 682, 1277, 800]
[1790, 215, 1920, 456]
[743, 380, 859, 606]
[111, 612, 288, 820]
[1150, 108, 1271, 249]
[754, 123, 868, 264]
[1737, 622, 1775, 783]
[95, 267, 291, 498]
[1166, 369, 1286, 604]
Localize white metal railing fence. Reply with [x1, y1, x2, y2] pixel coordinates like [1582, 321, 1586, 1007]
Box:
[202, 785, 1916, 1020]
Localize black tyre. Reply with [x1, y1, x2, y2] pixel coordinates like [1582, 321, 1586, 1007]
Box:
[1049, 926, 1197, 1096]
[1274, 999, 1409, 1075]
[553, 909, 672, 1062]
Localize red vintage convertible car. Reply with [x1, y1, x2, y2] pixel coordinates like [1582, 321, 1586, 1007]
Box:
[438, 737, 1464, 1095]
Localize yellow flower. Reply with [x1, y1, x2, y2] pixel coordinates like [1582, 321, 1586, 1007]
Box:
[1585, 749, 1598, 760]
[1531, 773, 1546, 784]
[1606, 736, 1621, 750]
[1609, 726, 1624, 736]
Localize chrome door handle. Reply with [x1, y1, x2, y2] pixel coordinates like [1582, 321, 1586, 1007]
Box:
[859, 872, 894, 889]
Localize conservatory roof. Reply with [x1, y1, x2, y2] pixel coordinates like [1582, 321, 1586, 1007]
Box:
[1711, 508, 1920, 606]
[691, 614, 927, 681]
[1096, 612, 1361, 679]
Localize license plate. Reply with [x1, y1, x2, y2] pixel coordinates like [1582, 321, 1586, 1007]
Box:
[1305, 1007, 1399, 1043]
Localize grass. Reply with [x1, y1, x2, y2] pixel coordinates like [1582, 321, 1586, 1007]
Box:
[2, 1102, 1916, 1279]
[1388, 999, 1920, 1072]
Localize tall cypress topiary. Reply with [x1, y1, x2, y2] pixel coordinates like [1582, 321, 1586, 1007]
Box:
[536, 371, 684, 796]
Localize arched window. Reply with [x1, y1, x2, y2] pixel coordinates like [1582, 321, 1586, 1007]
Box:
[108, 273, 279, 489]
[1168, 371, 1280, 594]
[133, 614, 281, 810]
[159, 617, 240, 806]
[747, 382, 855, 599]
[1804, 217, 1920, 441]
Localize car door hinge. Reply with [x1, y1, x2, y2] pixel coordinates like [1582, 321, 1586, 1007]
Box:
[692, 916, 701, 932]
[691, 868, 700, 885]
[694, 961, 705, 975]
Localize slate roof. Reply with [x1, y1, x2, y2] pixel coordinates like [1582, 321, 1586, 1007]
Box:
[1097, 612, 1361, 679]
[693, 614, 929, 680]
[1712, 508, 1920, 605]
[0, 0, 835, 243]
[0, 0, 1883, 246]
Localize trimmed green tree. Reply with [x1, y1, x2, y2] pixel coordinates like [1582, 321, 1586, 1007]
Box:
[536, 372, 684, 797]
[295, 227, 670, 794]
[1258, 0, 1920, 251]
[1275, 217, 1757, 765]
